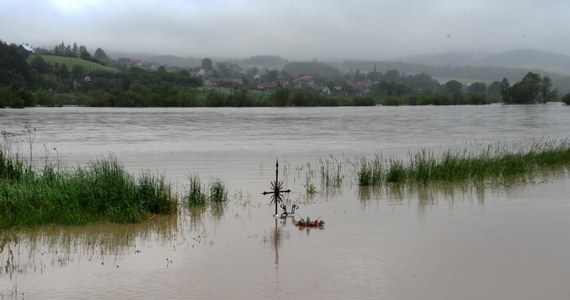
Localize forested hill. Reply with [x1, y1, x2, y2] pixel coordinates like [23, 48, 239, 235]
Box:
[340, 60, 532, 82]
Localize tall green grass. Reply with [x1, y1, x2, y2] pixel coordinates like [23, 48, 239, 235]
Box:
[209, 179, 228, 203]
[358, 140, 570, 186]
[185, 175, 228, 206]
[358, 154, 384, 186]
[0, 154, 177, 229]
[0, 149, 26, 180]
[186, 175, 207, 206]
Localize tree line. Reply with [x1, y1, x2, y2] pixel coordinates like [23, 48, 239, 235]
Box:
[500, 72, 558, 104]
[1, 39, 569, 108]
[34, 41, 109, 65]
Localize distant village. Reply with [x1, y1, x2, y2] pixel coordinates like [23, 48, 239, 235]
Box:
[7, 41, 567, 108]
[115, 57, 375, 95]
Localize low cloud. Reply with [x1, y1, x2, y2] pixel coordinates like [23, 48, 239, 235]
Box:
[1, 0, 569, 60]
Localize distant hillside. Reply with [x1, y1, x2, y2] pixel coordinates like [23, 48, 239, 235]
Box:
[284, 61, 341, 79]
[338, 59, 570, 93]
[147, 55, 200, 68]
[480, 49, 570, 74]
[38, 55, 111, 72]
[401, 48, 570, 75]
[242, 55, 288, 69]
[403, 51, 489, 67]
[338, 60, 527, 82]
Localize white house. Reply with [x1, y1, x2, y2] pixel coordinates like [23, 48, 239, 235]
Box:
[20, 43, 34, 53]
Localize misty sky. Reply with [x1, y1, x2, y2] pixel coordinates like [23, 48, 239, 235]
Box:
[1, 0, 569, 60]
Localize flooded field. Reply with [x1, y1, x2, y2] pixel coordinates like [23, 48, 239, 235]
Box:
[1, 105, 570, 299]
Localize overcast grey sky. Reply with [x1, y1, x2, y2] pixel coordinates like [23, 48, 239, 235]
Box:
[1, 0, 569, 60]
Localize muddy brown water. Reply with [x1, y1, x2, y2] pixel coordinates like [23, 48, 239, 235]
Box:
[1, 105, 570, 299]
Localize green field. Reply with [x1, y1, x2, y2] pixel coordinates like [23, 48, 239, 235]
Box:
[33, 54, 112, 72]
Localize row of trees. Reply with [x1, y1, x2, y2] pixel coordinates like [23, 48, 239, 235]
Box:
[366, 69, 564, 105]
[365, 69, 503, 105]
[164, 55, 564, 106]
[20, 85, 377, 108]
[35, 42, 108, 65]
[2, 39, 569, 108]
[501, 72, 558, 104]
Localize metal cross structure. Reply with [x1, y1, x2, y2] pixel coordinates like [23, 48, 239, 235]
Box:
[262, 160, 291, 216]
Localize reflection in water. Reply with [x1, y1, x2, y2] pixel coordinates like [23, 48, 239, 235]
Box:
[318, 185, 344, 199]
[0, 200, 233, 282]
[262, 216, 293, 295]
[0, 106, 568, 299]
[358, 182, 490, 213]
[0, 215, 178, 284]
[358, 170, 570, 214]
[263, 218, 290, 265]
[187, 206, 207, 231]
[357, 162, 570, 211]
[210, 203, 226, 222]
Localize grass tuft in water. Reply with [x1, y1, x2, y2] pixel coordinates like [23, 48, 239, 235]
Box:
[319, 156, 344, 188]
[305, 176, 317, 197]
[185, 176, 228, 206]
[137, 171, 177, 214]
[186, 175, 207, 206]
[209, 179, 228, 203]
[358, 154, 384, 186]
[358, 139, 570, 186]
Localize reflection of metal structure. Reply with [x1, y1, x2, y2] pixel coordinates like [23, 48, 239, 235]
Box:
[263, 216, 294, 277]
[262, 160, 291, 216]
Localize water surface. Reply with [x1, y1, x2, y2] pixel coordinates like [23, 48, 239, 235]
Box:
[1, 105, 570, 299]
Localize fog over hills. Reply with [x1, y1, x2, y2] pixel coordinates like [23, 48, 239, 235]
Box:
[5, 1, 570, 63]
[115, 47, 570, 81]
[106, 47, 570, 93]
[111, 48, 570, 75]
[402, 49, 570, 75]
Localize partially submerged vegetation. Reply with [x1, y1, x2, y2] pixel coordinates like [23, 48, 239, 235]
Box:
[186, 175, 208, 206]
[2, 130, 570, 230]
[0, 153, 177, 229]
[186, 175, 228, 206]
[0, 122, 234, 229]
[319, 156, 345, 188]
[358, 140, 570, 186]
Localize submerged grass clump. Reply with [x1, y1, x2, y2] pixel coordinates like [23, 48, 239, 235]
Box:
[185, 175, 228, 206]
[358, 155, 384, 186]
[0, 153, 177, 229]
[305, 177, 317, 197]
[319, 156, 344, 188]
[358, 140, 570, 186]
[209, 179, 228, 203]
[186, 175, 207, 206]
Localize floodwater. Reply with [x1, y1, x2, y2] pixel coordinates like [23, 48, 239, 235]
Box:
[1, 105, 570, 299]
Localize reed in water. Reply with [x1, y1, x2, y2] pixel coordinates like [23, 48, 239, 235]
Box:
[358, 139, 570, 186]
